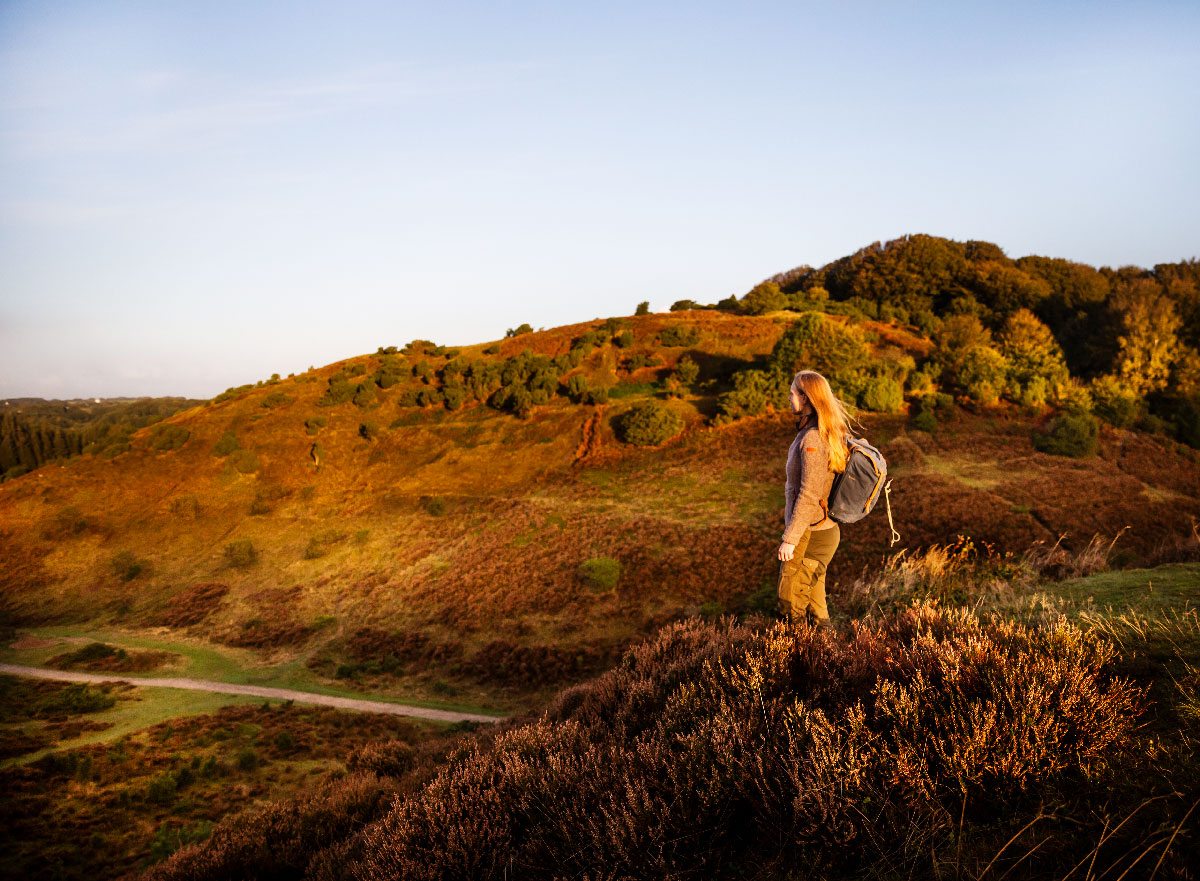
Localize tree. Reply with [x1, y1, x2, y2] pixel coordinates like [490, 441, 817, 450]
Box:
[740, 282, 785, 316]
[635, 301, 650, 316]
[999, 308, 1068, 392]
[956, 345, 1009, 406]
[1112, 279, 1181, 394]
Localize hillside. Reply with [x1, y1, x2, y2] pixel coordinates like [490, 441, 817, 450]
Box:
[2, 295, 1199, 707]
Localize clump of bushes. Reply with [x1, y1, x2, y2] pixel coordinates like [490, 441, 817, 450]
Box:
[658, 324, 700, 347]
[212, 430, 239, 456]
[229, 449, 260, 474]
[859, 376, 904, 413]
[617, 401, 683, 446]
[110, 550, 144, 581]
[224, 540, 257, 568]
[580, 556, 620, 591]
[1033, 412, 1100, 458]
[149, 423, 190, 451]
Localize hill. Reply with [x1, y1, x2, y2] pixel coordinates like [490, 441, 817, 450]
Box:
[1, 291, 1198, 707]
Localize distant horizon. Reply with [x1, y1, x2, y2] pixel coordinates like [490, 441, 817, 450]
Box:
[3, 1, 1198, 400]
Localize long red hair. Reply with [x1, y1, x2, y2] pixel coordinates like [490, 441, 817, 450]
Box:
[791, 370, 853, 473]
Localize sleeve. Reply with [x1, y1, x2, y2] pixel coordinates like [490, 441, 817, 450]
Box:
[782, 439, 833, 545]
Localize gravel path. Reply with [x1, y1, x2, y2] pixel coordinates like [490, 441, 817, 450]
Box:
[0, 663, 504, 725]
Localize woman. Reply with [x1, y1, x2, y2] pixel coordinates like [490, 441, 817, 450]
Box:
[777, 370, 852, 626]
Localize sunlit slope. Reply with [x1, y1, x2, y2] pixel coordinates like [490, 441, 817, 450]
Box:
[1, 308, 1198, 696]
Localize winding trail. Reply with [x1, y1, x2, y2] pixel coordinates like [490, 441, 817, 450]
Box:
[0, 663, 504, 725]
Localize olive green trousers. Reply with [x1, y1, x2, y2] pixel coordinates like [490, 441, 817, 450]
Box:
[777, 524, 841, 625]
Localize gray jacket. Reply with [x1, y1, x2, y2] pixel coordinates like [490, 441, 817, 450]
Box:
[783, 421, 836, 545]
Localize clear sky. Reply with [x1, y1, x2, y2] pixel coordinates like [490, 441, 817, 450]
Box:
[2, 1, 1197, 399]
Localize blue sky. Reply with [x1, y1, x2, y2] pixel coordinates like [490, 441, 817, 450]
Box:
[2, 1, 1197, 399]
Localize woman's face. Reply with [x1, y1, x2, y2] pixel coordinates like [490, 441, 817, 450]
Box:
[790, 386, 812, 416]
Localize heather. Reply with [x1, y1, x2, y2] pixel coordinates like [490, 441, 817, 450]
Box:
[145, 598, 1189, 881]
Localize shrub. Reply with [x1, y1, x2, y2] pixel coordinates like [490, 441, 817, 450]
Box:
[279, 609, 1142, 881]
[224, 540, 257, 568]
[566, 374, 589, 402]
[352, 383, 377, 408]
[716, 369, 774, 421]
[149, 423, 190, 451]
[740, 281, 785, 315]
[912, 410, 938, 433]
[506, 323, 533, 337]
[1090, 375, 1140, 428]
[420, 496, 446, 516]
[229, 449, 260, 474]
[635, 301, 650, 316]
[1033, 412, 1100, 458]
[673, 356, 699, 386]
[583, 387, 610, 405]
[443, 386, 466, 410]
[580, 556, 620, 591]
[305, 416, 326, 436]
[659, 324, 700, 347]
[859, 377, 904, 413]
[261, 390, 292, 409]
[213, 430, 239, 456]
[670, 299, 701, 311]
[617, 401, 683, 446]
[110, 550, 143, 581]
[359, 421, 380, 441]
[614, 329, 634, 348]
[235, 748, 259, 771]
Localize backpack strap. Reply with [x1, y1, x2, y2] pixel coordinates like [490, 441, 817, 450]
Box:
[884, 479, 899, 547]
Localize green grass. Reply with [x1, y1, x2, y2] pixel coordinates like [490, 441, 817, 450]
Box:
[1053, 563, 1200, 617]
[1, 685, 272, 769]
[0, 625, 506, 718]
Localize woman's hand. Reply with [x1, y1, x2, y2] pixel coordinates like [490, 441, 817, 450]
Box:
[777, 542, 796, 562]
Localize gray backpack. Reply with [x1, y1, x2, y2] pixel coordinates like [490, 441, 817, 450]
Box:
[828, 438, 899, 545]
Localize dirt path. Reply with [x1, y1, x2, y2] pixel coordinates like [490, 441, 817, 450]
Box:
[0, 663, 504, 725]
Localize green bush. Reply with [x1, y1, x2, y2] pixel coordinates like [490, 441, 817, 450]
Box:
[235, 748, 259, 771]
[506, 323, 533, 338]
[659, 324, 700, 347]
[584, 387, 610, 405]
[224, 540, 257, 568]
[673, 357, 700, 386]
[859, 377, 904, 413]
[670, 299, 701, 312]
[618, 401, 683, 446]
[1033, 412, 1100, 458]
[566, 375, 589, 402]
[229, 449, 260, 474]
[304, 416, 326, 436]
[912, 410, 938, 433]
[1090, 376, 1140, 428]
[740, 281, 785, 315]
[443, 386, 466, 410]
[110, 550, 144, 581]
[635, 301, 650, 316]
[213, 430, 239, 456]
[614, 330, 635, 348]
[145, 771, 178, 805]
[149, 423, 190, 451]
[580, 556, 620, 591]
[421, 496, 446, 516]
[715, 370, 774, 421]
[261, 390, 292, 409]
[359, 421, 380, 441]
